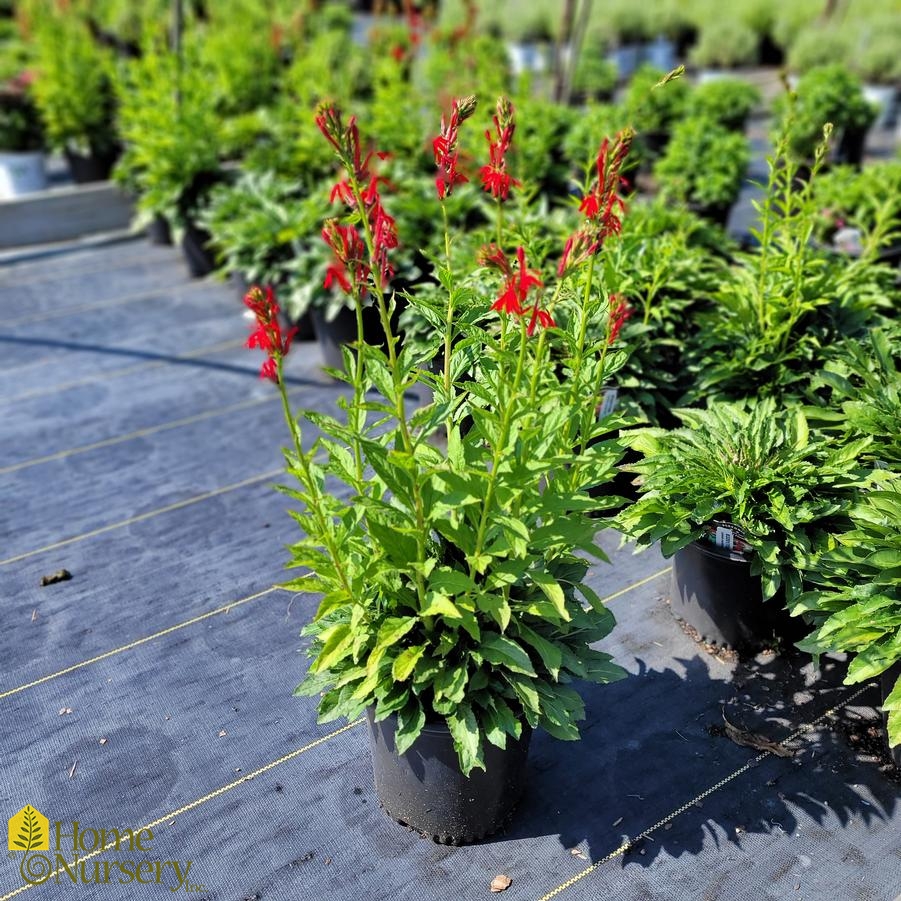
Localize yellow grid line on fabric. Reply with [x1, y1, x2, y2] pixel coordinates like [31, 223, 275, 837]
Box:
[0, 719, 365, 901]
[0, 281, 198, 329]
[0, 586, 284, 701]
[0, 388, 300, 476]
[601, 566, 671, 604]
[0, 469, 282, 567]
[0, 566, 664, 702]
[534, 682, 877, 901]
[0, 338, 246, 406]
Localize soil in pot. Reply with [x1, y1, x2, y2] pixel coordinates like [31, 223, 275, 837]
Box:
[366, 709, 531, 844]
[670, 527, 809, 653]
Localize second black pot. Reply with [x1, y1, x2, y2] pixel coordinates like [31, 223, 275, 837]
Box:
[366, 709, 531, 844]
[180, 225, 216, 279]
[671, 538, 808, 653]
[64, 147, 118, 183]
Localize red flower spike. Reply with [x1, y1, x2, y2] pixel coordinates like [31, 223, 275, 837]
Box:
[432, 95, 477, 200]
[477, 243, 512, 277]
[560, 128, 634, 277]
[526, 306, 556, 337]
[607, 294, 633, 345]
[243, 286, 295, 383]
[480, 97, 520, 201]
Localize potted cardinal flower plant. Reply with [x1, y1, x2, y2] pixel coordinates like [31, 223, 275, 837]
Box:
[245, 93, 639, 843]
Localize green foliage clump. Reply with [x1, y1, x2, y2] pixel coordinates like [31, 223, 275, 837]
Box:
[689, 19, 759, 69]
[29, 13, 117, 155]
[618, 398, 869, 603]
[688, 78, 760, 131]
[654, 117, 750, 214]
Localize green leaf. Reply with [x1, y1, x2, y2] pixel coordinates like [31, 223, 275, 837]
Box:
[420, 594, 463, 619]
[375, 617, 417, 652]
[447, 703, 485, 774]
[531, 569, 571, 621]
[480, 632, 537, 676]
[392, 645, 426, 682]
[311, 623, 354, 673]
[476, 592, 512, 631]
[517, 625, 563, 679]
[395, 699, 426, 755]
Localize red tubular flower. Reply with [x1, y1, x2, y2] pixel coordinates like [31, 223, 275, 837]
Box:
[559, 128, 634, 278]
[607, 294, 633, 345]
[433, 95, 477, 200]
[526, 305, 556, 337]
[244, 286, 297, 383]
[317, 105, 398, 292]
[490, 246, 543, 320]
[477, 242, 512, 278]
[479, 96, 521, 201]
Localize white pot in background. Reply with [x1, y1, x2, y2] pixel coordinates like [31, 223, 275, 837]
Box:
[0, 150, 46, 200]
[863, 84, 897, 130]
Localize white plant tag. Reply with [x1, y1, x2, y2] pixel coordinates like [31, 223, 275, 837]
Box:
[598, 388, 618, 418]
[715, 526, 734, 550]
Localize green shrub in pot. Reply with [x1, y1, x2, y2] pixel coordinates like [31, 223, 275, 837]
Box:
[0, 73, 42, 152]
[687, 78, 761, 132]
[774, 65, 876, 166]
[653, 116, 750, 222]
[617, 398, 870, 606]
[113, 39, 221, 234]
[684, 121, 889, 403]
[805, 328, 901, 472]
[623, 64, 690, 159]
[851, 18, 901, 88]
[786, 26, 852, 75]
[809, 161, 901, 258]
[28, 12, 118, 161]
[689, 19, 759, 71]
[795, 485, 901, 752]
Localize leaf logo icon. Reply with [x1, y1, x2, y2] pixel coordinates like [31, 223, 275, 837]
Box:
[7, 806, 49, 852]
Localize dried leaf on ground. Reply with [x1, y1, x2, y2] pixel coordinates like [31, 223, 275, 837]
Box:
[490, 874, 512, 893]
[40, 569, 72, 587]
[722, 714, 795, 758]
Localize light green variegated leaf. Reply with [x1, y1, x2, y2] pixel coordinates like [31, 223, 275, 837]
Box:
[420, 593, 463, 619]
[392, 645, 426, 681]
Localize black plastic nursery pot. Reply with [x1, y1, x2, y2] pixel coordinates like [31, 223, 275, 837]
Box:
[670, 533, 807, 653]
[880, 661, 901, 768]
[147, 214, 172, 246]
[64, 147, 118, 184]
[366, 709, 532, 844]
[180, 224, 216, 279]
[310, 305, 358, 372]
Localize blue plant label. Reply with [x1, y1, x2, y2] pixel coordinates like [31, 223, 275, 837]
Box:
[715, 526, 734, 550]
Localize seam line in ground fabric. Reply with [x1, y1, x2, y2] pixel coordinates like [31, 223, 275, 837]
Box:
[0, 338, 246, 406]
[0, 569, 660, 701]
[0, 586, 284, 701]
[0, 280, 200, 328]
[533, 682, 877, 901]
[0, 247, 170, 286]
[0, 387, 304, 475]
[0, 719, 365, 901]
[0, 469, 283, 566]
[602, 566, 671, 604]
